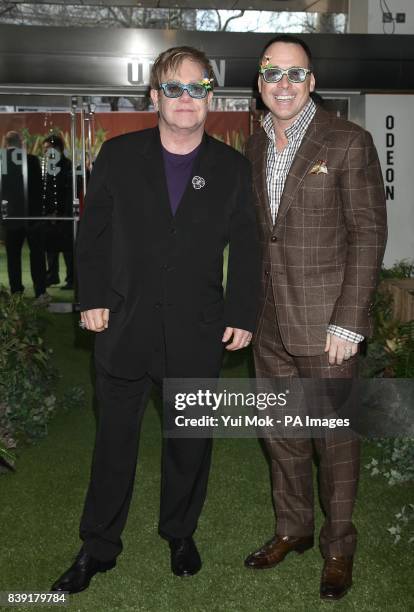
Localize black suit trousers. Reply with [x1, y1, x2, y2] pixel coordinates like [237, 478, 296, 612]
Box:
[4, 224, 46, 297]
[79, 324, 213, 562]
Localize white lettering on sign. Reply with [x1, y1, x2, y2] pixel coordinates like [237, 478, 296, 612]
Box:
[210, 59, 225, 87]
[127, 59, 153, 85]
[127, 58, 226, 87]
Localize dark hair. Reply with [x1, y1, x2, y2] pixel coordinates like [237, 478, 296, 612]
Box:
[150, 46, 214, 90]
[310, 91, 324, 106]
[259, 34, 313, 70]
[43, 134, 65, 152]
[5, 130, 22, 147]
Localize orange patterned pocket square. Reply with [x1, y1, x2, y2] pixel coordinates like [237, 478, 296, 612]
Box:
[309, 160, 328, 175]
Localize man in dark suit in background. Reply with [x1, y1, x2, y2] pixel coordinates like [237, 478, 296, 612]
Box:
[51, 46, 260, 594]
[42, 135, 74, 290]
[1, 130, 47, 301]
[243, 35, 387, 600]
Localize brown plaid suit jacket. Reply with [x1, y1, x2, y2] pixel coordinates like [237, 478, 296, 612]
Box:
[245, 106, 387, 356]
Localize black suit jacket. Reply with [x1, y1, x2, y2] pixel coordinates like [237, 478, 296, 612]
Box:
[77, 127, 260, 378]
[1, 148, 42, 229]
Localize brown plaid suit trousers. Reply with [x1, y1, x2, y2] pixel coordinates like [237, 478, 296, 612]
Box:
[254, 285, 360, 557]
[246, 106, 387, 558]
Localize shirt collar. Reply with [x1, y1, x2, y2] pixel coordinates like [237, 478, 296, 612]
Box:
[262, 98, 316, 144]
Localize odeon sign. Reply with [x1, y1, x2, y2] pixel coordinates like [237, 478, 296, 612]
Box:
[126, 58, 226, 87]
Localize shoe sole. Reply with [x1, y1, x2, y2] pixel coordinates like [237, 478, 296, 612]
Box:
[320, 583, 352, 602]
[244, 543, 314, 570]
[173, 570, 200, 578]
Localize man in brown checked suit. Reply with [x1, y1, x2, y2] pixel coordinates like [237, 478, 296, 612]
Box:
[243, 34, 387, 601]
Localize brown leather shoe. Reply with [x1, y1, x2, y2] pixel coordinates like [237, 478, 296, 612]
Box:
[320, 556, 353, 600]
[244, 535, 314, 569]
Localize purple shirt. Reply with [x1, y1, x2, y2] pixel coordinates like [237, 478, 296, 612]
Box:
[162, 144, 201, 215]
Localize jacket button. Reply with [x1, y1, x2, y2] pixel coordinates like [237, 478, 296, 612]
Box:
[264, 270, 270, 276]
[171, 228, 177, 235]
[155, 302, 162, 308]
[271, 236, 277, 242]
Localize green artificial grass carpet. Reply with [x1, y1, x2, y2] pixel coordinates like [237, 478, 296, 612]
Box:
[0, 243, 74, 303]
[0, 312, 413, 612]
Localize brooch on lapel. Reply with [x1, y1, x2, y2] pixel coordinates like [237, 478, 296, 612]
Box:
[192, 175, 206, 190]
[309, 160, 328, 175]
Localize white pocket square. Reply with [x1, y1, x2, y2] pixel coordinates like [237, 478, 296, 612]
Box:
[309, 160, 328, 175]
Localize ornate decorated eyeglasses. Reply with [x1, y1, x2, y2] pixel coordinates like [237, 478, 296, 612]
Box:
[259, 65, 312, 84]
[159, 79, 213, 99]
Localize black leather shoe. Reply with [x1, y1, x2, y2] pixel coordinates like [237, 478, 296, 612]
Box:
[51, 547, 116, 594]
[169, 537, 201, 577]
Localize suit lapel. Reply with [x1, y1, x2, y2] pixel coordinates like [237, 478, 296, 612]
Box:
[253, 132, 273, 230]
[276, 107, 332, 225]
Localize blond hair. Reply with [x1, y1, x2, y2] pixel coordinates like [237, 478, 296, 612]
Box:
[150, 46, 214, 90]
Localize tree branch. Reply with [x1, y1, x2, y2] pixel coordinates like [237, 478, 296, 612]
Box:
[0, 3, 15, 18]
[222, 10, 245, 32]
[214, 9, 221, 31]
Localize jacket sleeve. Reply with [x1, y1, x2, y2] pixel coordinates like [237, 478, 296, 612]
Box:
[330, 129, 388, 335]
[224, 156, 261, 333]
[76, 141, 113, 311]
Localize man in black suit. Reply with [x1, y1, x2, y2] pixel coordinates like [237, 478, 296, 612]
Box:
[51, 46, 260, 593]
[42, 135, 74, 290]
[1, 131, 46, 300]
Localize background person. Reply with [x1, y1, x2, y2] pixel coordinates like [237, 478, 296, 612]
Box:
[42, 135, 74, 290]
[1, 130, 47, 301]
